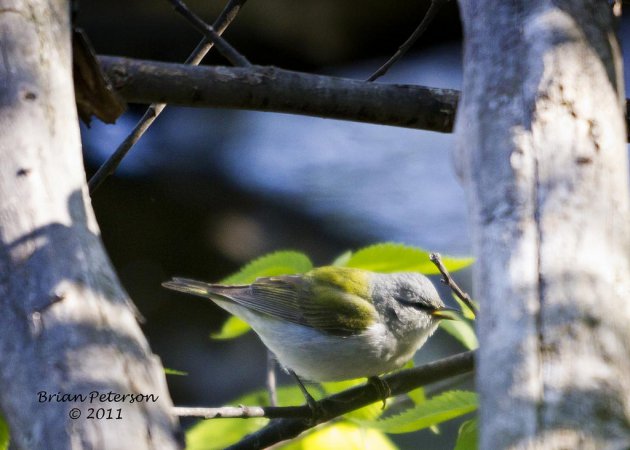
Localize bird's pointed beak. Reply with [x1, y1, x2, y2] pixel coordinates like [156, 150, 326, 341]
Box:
[431, 307, 460, 320]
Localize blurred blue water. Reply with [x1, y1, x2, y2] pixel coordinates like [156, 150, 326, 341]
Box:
[83, 22, 630, 257]
[84, 43, 471, 255]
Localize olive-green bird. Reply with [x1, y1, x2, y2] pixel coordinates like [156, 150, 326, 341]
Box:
[163, 266, 456, 382]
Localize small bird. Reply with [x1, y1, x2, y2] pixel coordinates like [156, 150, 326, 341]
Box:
[163, 266, 457, 383]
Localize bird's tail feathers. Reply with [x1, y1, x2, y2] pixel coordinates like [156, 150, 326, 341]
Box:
[162, 277, 246, 301]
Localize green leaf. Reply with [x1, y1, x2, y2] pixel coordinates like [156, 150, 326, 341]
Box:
[407, 387, 426, 405]
[321, 379, 384, 421]
[439, 319, 478, 350]
[354, 390, 477, 434]
[0, 415, 8, 450]
[279, 422, 398, 450]
[186, 415, 267, 450]
[211, 316, 251, 340]
[407, 388, 440, 433]
[331, 250, 353, 267]
[454, 418, 478, 450]
[221, 251, 313, 284]
[452, 294, 478, 320]
[164, 367, 188, 376]
[343, 243, 473, 275]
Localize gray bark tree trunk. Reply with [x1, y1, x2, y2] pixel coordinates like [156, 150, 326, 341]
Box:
[456, 1, 630, 448]
[0, 1, 181, 448]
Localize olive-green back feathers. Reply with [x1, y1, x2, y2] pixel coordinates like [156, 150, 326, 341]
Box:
[163, 267, 377, 335]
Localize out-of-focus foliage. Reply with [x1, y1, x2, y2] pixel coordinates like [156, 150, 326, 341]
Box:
[454, 418, 478, 450]
[353, 390, 477, 434]
[0, 415, 8, 450]
[187, 243, 478, 449]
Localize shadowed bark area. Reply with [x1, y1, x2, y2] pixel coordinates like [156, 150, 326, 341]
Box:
[0, 1, 182, 447]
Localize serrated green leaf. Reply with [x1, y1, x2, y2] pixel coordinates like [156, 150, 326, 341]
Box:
[164, 367, 188, 376]
[221, 251, 313, 284]
[455, 418, 478, 450]
[407, 387, 426, 405]
[211, 315, 251, 340]
[343, 243, 473, 275]
[0, 415, 9, 450]
[354, 390, 477, 434]
[439, 319, 478, 350]
[279, 422, 398, 450]
[453, 294, 478, 320]
[331, 250, 353, 267]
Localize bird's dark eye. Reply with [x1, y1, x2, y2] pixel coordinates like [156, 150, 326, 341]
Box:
[395, 296, 434, 311]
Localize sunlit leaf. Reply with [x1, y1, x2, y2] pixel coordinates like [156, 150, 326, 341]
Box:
[221, 251, 313, 284]
[452, 294, 478, 320]
[407, 388, 440, 434]
[0, 415, 9, 450]
[331, 250, 353, 267]
[186, 415, 267, 450]
[407, 387, 426, 405]
[343, 243, 473, 275]
[439, 319, 478, 350]
[280, 422, 398, 450]
[164, 367, 188, 376]
[354, 390, 477, 434]
[454, 418, 478, 450]
[321, 379, 384, 421]
[211, 316, 251, 340]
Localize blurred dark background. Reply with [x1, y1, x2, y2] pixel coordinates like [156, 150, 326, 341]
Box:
[76, 1, 561, 448]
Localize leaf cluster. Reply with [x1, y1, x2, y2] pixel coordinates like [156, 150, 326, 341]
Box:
[186, 243, 478, 449]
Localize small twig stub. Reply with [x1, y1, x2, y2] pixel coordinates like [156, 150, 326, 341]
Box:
[429, 252, 478, 316]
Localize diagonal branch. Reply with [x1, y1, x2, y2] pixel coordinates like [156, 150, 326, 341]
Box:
[430, 252, 478, 316]
[367, 0, 449, 82]
[224, 350, 474, 450]
[88, 0, 249, 194]
[166, 0, 250, 67]
[99, 56, 459, 134]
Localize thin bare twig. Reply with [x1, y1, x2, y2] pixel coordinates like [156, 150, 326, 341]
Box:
[173, 405, 312, 419]
[167, 0, 250, 67]
[225, 351, 474, 450]
[367, 0, 449, 82]
[88, 0, 248, 194]
[267, 351, 278, 406]
[430, 252, 478, 316]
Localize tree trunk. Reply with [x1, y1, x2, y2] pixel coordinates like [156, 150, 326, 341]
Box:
[0, 1, 181, 448]
[456, 1, 630, 448]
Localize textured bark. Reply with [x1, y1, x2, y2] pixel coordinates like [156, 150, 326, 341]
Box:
[98, 56, 459, 134]
[0, 1, 181, 448]
[456, 1, 630, 448]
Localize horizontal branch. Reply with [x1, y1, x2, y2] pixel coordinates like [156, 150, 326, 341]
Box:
[173, 404, 312, 419]
[98, 56, 458, 133]
[225, 350, 475, 450]
[99, 56, 630, 142]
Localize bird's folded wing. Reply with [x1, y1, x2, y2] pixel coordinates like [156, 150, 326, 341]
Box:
[164, 275, 377, 335]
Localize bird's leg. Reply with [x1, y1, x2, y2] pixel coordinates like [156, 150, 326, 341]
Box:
[266, 351, 278, 406]
[288, 369, 323, 422]
[368, 376, 391, 409]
